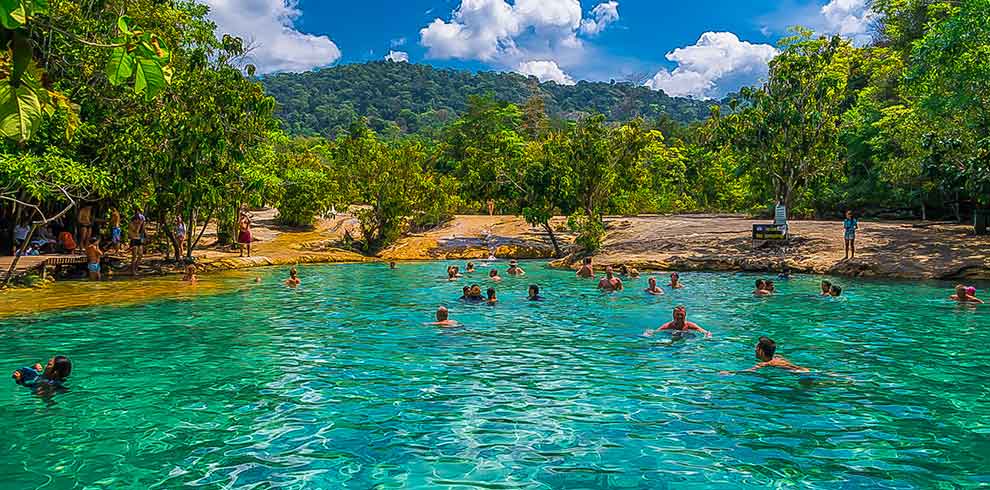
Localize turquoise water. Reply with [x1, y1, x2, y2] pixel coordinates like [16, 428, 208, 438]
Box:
[1, 262, 988, 489]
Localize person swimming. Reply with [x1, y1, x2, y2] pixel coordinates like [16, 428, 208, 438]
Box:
[528, 284, 543, 301]
[507, 260, 525, 276]
[643, 305, 712, 338]
[466, 262, 477, 273]
[721, 336, 809, 374]
[469, 284, 484, 302]
[829, 284, 842, 297]
[644, 277, 664, 295]
[765, 280, 776, 294]
[820, 280, 832, 296]
[182, 264, 198, 283]
[427, 306, 458, 327]
[753, 279, 771, 296]
[284, 267, 301, 287]
[447, 266, 462, 281]
[950, 284, 984, 304]
[486, 287, 498, 305]
[669, 272, 684, 289]
[389, 261, 397, 270]
[12, 356, 72, 390]
[577, 257, 594, 278]
[459, 286, 471, 301]
[598, 266, 624, 292]
[489, 269, 502, 282]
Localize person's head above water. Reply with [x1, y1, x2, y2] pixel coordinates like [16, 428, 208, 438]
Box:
[649, 277, 657, 287]
[755, 279, 765, 290]
[605, 266, 614, 277]
[436, 306, 449, 322]
[467, 261, 475, 269]
[528, 284, 540, 298]
[462, 286, 471, 297]
[45, 356, 72, 380]
[670, 272, 680, 284]
[487, 287, 496, 300]
[672, 305, 687, 323]
[756, 336, 776, 361]
[830, 284, 842, 297]
[821, 280, 832, 293]
[489, 269, 498, 277]
[289, 267, 298, 278]
[470, 284, 483, 298]
[389, 261, 396, 269]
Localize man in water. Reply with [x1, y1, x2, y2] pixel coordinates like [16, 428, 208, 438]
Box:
[598, 266, 623, 292]
[644, 277, 664, 295]
[85, 237, 103, 281]
[488, 269, 502, 282]
[507, 260, 525, 276]
[753, 279, 771, 296]
[486, 288, 498, 305]
[643, 305, 711, 338]
[182, 264, 198, 284]
[465, 262, 477, 273]
[389, 261, 397, 270]
[829, 284, 842, 297]
[284, 267, 301, 287]
[721, 337, 809, 373]
[576, 257, 594, 278]
[428, 306, 458, 327]
[528, 284, 543, 301]
[950, 284, 984, 304]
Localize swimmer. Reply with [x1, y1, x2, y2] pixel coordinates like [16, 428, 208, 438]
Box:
[507, 260, 525, 276]
[577, 257, 594, 278]
[629, 268, 640, 278]
[182, 264, 198, 283]
[721, 336, 809, 374]
[950, 284, 984, 304]
[778, 266, 791, 279]
[643, 305, 711, 338]
[459, 286, 471, 301]
[284, 267, 301, 287]
[389, 261, 397, 270]
[765, 280, 776, 294]
[669, 272, 684, 289]
[427, 306, 458, 327]
[486, 287, 498, 305]
[447, 266, 462, 281]
[469, 284, 484, 302]
[598, 266, 624, 292]
[820, 280, 832, 296]
[753, 279, 771, 296]
[644, 277, 664, 295]
[465, 262, 477, 273]
[528, 284, 543, 301]
[829, 284, 842, 297]
[12, 355, 72, 389]
[489, 269, 502, 282]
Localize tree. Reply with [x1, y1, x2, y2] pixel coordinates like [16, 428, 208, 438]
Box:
[713, 31, 853, 221]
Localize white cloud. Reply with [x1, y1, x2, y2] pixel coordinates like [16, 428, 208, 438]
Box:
[419, 0, 616, 64]
[385, 50, 409, 63]
[515, 60, 576, 85]
[390, 37, 407, 48]
[203, 0, 341, 73]
[579, 1, 619, 36]
[821, 0, 875, 44]
[644, 32, 778, 99]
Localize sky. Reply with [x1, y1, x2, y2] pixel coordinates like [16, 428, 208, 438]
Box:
[201, 0, 875, 99]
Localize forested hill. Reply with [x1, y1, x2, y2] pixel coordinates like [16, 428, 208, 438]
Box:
[261, 61, 716, 137]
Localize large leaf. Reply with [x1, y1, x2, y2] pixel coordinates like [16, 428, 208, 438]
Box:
[133, 57, 166, 100]
[0, 79, 44, 142]
[105, 46, 134, 86]
[0, 0, 25, 29]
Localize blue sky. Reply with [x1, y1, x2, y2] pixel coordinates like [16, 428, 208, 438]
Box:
[203, 0, 874, 98]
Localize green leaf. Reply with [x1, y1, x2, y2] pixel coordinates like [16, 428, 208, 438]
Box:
[105, 47, 134, 86]
[133, 57, 166, 100]
[10, 31, 31, 86]
[0, 0, 26, 29]
[0, 79, 44, 142]
[117, 15, 132, 35]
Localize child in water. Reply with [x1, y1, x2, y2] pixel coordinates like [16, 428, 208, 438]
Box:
[12, 356, 72, 389]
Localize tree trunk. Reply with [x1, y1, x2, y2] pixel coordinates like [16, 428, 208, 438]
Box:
[541, 221, 562, 258]
[190, 208, 212, 258]
[1, 223, 39, 288]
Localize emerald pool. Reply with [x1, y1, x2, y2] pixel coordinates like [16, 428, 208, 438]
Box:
[1, 261, 988, 489]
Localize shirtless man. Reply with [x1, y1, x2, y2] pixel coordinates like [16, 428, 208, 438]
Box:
[669, 272, 684, 289]
[507, 260, 525, 276]
[597, 266, 623, 292]
[721, 337, 809, 374]
[644, 277, 664, 295]
[643, 305, 711, 338]
[488, 269, 502, 282]
[465, 262, 477, 273]
[950, 284, 984, 304]
[427, 306, 458, 327]
[85, 237, 102, 281]
[753, 279, 771, 296]
[576, 257, 594, 278]
[77, 204, 93, 251]
[284, 267, 301, 287]
[128, 213, 146, 276]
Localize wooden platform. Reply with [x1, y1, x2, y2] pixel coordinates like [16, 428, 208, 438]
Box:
[0, 254, 88, 275]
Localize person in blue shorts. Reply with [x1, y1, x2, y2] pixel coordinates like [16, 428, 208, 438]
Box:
[843, 210, 858, 260]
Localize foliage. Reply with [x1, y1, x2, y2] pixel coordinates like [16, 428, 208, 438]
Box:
[261, 61, 717, 138]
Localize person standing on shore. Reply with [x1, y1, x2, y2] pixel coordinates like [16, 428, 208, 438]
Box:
[175, 215, 187, 258]
[85, 237, 103, 281]
[128, 213, 146, 276]
[238, 210, 253, 257]
[843, 210, 859, 260]
[77, 204, 93, 251]
[487, 199, 495, 216]
[109, 209, 122, 253]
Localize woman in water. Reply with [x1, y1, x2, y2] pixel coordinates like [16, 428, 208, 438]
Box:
[465, 262, 477, 273]
[669, 272, 684, 289]
[489, 269, 502, 282]
[820, 280, 832, 296]
[753, 279, 771, 296]
[486, 288, 498, 305]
